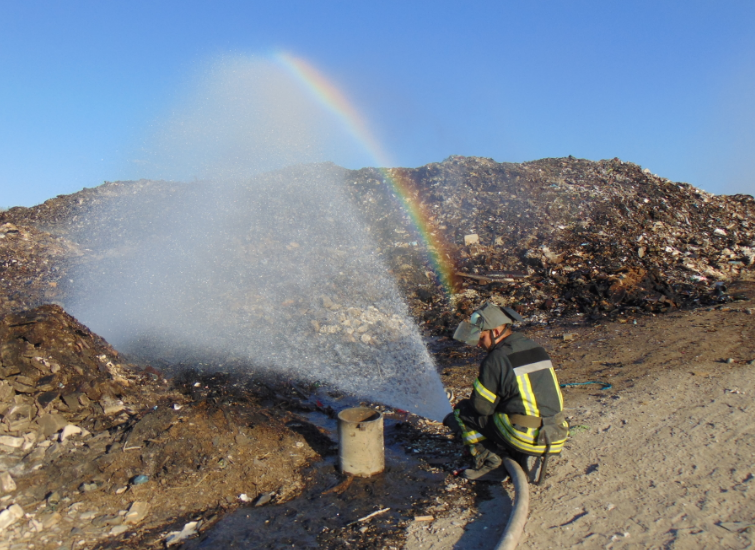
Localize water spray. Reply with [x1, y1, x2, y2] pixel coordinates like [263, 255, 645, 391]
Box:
[68, 54, 452, 421]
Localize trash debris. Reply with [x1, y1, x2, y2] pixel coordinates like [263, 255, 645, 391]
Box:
[347, 507, 391, 526]
[321, 475, 354, 496]
[164, 520, 201, 546]
[124, 501, 149, 524]
[0, 435, 23, 448]
[0, 504, 24, 530]
[718, 521, 755, 533]
[254, 491, 275, 507]
[59, 424, 84, 442]
[560, 381, 613, 390]
[0, 472, 16, 494]
[79, 481, 98, 492]
[131, 475, 149, 485]
[456, 271, 526, 284]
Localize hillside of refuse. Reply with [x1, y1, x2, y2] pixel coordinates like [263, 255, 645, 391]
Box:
[1, 155, 753, 332]
[347, 156, 755, 329]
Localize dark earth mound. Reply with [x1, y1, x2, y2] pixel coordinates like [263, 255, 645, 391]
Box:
[0, 305, 335, 549]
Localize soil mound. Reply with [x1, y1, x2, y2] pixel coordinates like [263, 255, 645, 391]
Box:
[0, 304, 129, 445]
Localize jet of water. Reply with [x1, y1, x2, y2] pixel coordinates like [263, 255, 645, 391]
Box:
[68, 55, 451, 421]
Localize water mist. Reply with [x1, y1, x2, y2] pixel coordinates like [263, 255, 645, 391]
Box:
[68, 55, 451, 421]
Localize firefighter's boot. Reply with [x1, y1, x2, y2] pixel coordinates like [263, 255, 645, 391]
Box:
[462, 444, 503, 480]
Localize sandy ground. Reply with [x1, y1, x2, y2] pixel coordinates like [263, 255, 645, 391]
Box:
[404, 288, 755, 550]
[522, 363, 754, 549]
[2, 291, 753, 549]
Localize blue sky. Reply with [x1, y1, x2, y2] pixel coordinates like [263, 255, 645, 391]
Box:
[1, 1, 754, 208]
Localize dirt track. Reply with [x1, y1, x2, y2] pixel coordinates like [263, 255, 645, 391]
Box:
[406, 281, 755, 550]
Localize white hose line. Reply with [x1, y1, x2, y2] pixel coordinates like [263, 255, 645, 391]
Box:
[494, 457, 530, 550]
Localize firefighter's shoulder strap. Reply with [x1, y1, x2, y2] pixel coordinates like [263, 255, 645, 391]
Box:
[508, 413, 542, 429]
[509, 412, 568, 442]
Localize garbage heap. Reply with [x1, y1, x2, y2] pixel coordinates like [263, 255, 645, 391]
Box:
[0, 222, 75, 315]
[344, 156, 755, 330]
[0, 156, 753, 338]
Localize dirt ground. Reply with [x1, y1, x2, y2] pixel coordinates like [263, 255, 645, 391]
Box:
[403, 280, 755, 550]
[1, 285, 754, 549]
[1, 285, 753, 550]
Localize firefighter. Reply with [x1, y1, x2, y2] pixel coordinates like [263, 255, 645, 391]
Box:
[444, 303, 569, 482]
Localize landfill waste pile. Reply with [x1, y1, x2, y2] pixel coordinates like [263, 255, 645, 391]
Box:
[0, 304, 128, 443]
[20, 164, 450, 421]
[343, 156, 755, 332]
[0, 303, 470, 550]
[2, 156, 753, 335]
[0, 305, 331, 549]
[0, 222, 75, 315]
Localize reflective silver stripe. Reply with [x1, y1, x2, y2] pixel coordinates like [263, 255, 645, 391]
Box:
[513, 360, 553, 376]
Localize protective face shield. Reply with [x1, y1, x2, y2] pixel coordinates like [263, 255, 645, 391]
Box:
[453, 320, 481, 346]
[453, 303, 524, 346]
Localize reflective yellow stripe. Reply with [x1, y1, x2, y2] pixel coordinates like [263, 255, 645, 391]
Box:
[515, 374, 540, 417]
[547, 368, 564, 410]
[494, 413, 567, 455]
[500, 414, 538, 444]
[454, 409, 487, 445]
[474, 378, 497, 404]
[462, 430, 486, 445]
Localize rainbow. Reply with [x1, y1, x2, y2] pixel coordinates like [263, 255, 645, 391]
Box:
[275, 51, 457, 299]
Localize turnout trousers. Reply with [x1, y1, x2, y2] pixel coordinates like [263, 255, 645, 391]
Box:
[450, 398, 530, 469]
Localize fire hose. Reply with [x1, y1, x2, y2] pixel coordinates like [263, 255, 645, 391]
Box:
[494, 457, 530, 550]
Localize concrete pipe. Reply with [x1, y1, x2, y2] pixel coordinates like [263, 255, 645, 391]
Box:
[337, 407, 385, 477]
[494, 457, 530, 550]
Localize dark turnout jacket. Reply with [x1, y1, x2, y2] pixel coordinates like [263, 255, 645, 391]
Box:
[471, 332, 568, 455]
